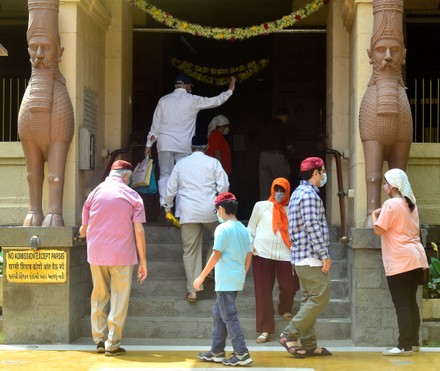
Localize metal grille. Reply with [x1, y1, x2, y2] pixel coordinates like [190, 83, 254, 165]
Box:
[411, 78, 440, 143]
[0, 77, 27, 142]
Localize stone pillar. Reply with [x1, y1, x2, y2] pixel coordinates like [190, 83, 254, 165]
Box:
[0, 227, 90, 344]
[348, 228, 423, 346]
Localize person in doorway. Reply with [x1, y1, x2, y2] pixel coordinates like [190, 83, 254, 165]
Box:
[207, 114, 232, 175]
[247, 177, 299, 344]
[194, 192, 253, 367]
[165, 135, 229, 302]
[279, 157, 333, 358]
[145, 74, 236, 218]
[259, 107, 294, 200]
[372, 168, 428, 356]
[79, 160, 147, 356]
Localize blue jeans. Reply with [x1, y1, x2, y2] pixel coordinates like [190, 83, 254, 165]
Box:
[211, 291, 248, 355]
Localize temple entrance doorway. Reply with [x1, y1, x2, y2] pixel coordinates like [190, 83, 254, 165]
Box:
[132, 31, 327, 220]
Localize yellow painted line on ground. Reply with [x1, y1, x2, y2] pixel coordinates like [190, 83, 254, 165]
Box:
[1, 350, 440, 370]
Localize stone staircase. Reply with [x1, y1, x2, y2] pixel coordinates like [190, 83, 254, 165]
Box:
[79, 224, 351, 342]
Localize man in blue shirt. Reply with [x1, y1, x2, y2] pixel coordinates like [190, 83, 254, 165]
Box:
[193, 192, 253, 367]
[279, 157, 333, 358]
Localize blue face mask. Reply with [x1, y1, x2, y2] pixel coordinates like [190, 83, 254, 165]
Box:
[217, 214, 226, 223]
[320, 172, 327, 188]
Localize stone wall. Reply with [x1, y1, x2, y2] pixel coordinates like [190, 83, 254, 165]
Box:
[348, 228, 424, 346]
[0, 227, 91, 343]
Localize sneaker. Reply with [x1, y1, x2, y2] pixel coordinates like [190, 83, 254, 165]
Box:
[382, 347, 412, 356]
[222, 352, 253, 366]
[197, 351, 225, 363]
[96, 341, 105, 354]
[105, 347, 127, 356]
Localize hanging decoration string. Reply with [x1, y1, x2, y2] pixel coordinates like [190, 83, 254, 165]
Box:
[171, 57, 270, 86]
[130, 0, 329, 41]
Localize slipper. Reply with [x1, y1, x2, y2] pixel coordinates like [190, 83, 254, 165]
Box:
[256, 332, 270, 344]
[282, 312, 292, 321]
[185, 293, 197, 302]
[278, 332, 299, 355]
[293, 347, 332, 358]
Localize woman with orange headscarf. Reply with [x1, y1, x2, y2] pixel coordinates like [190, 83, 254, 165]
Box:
[247, 177, 299, 343]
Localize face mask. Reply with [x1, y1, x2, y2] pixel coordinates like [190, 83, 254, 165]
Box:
[274, 191, 285, 203]
[217, 214, 226, 223]
[222, 127, 229, 135]
[320, 172, 327, 187]
[128, 175, 133, 187]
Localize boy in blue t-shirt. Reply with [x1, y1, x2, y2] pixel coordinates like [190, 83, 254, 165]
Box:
[193, 192, 253, 367]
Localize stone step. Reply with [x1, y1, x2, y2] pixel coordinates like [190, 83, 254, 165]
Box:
[124, 296, 350, 319]
[79, 224, 351, 341]
[145, 259, 347, 280]
[146, 242, 347, 261]
[130, 277, 349, 299]
[80, 316, 351, 340]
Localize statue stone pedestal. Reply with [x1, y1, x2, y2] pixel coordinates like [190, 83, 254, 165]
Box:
[348, 229, 423, 346]
[0, 227, 90, 344]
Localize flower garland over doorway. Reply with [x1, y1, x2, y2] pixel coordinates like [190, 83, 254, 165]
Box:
[171, 57, 270, 86]
[129, 0, 329, 41]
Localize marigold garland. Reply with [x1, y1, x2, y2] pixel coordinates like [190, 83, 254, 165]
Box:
[171, 57, 270, 86]
[129, 0, 329, 41]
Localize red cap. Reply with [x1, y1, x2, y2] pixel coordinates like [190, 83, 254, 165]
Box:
[300, 157, 324, 171]
[111, 160, 133, 171]
[214, 192, 237, 206]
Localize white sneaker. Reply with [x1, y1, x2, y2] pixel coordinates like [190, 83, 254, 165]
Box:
[382, 347, 412, 356]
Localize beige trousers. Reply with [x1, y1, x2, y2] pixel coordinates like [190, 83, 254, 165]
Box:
[90, 264, 134, 351]
[181, 222, 217, 294]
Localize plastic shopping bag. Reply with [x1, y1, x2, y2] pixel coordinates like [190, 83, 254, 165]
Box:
[132, 156, 153, 188]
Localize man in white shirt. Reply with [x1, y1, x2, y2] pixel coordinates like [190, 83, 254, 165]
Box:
[165, 135, 229, 302]
[145, 74, 235, 217]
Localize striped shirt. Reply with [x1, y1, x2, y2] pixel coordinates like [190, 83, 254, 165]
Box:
[288, 180, 330, 264]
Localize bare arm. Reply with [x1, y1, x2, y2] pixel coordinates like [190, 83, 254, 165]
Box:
[79, 224, 87, 238]
[134, 222, 148, 283]
[193, 249, 222, 290]
[371, 208, 385, 236]
[228, 76, 236, 92]
[245, 251, 252, 273]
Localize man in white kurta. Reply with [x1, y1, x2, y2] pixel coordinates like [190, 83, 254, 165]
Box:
[165, 135, 229, 301]
[145, 74, 235, 216]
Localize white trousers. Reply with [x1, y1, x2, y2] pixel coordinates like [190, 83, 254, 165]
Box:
[90, 264, 134, 351]
[158, 151, 189, 216]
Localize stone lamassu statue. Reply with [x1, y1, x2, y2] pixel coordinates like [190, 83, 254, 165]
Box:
[359, 0, 412, 228]
[18, 0, 74, 227]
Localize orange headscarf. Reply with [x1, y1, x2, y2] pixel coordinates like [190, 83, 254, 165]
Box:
[268, 177, 291, 249]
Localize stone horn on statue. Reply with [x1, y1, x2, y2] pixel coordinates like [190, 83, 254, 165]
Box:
[18, 0, 74, 227]
[359, 0, 413, 228]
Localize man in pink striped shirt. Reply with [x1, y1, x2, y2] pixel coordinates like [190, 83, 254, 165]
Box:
[80, 160, 147, 356]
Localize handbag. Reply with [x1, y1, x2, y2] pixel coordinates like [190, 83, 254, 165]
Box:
[133, 165, 157, 194]
[132, 156, 153, 188]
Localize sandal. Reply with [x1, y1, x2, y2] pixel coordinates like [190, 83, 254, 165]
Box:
[278, 332, 299, 355]
[282, 312, 292, 321]
[185, 292, 197, 302]
[256, 332, 270, 344]
[293, 347, 332, 358]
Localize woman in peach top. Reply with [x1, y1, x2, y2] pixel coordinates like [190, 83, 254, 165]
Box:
[372, 168, 428, 357]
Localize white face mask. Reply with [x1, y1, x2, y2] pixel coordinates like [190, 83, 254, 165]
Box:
[222, 127, 229, 135]
[274, 191, 285, 203]
[319, 172, 327, 188]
